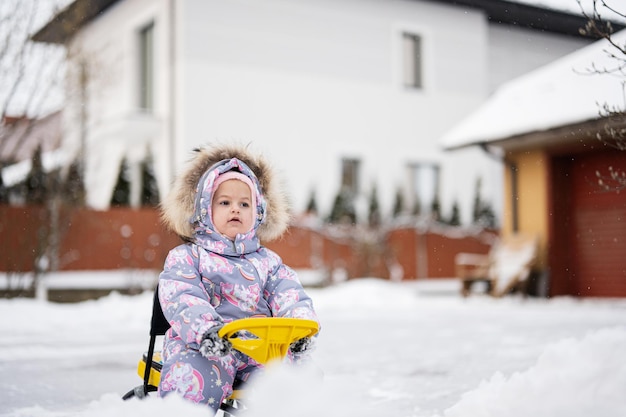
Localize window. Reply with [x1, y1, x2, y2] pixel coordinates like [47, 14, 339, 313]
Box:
[409, 162, 440, 214]
[341, 158, 360, 195]
[139, 22, 154, 111]
[402, 33, 422, 89]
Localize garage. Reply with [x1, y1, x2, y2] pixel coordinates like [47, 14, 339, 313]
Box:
[554, 148, 626, 297]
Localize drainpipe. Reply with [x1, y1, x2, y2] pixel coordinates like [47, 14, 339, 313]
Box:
[479, 143, 519, 233]
[168, 0, 177, 184]
[509, 161, 519, 233]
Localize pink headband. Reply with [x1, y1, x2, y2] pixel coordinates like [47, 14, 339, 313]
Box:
[212, 171, 258, 220]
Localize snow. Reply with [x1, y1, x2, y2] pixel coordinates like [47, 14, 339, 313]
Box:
[1, 148, 70, 187]
[1, 276, 626, 417]
[441, 28, 626, 149]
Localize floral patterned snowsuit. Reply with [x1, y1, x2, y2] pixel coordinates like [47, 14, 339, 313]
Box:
[157, 157, 318, 412]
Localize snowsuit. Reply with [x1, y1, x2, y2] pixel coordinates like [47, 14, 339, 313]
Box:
[156, 144, 319, 413]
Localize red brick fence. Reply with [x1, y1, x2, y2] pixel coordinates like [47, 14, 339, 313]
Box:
[1, 205, 496, 295]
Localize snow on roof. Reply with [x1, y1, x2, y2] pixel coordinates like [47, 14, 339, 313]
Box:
[1, 148, 70, 187]
[441, 28, 626, 150]
[0, 111, 66, 186]
[0, 111, 62, 162]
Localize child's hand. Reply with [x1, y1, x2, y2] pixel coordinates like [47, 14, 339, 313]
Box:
[289, 337, 313, 354]
[199, 327, 232, 358]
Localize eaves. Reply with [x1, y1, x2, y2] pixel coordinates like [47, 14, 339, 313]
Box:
[428, 0, 623, 38]
[31, 0, 623, 45]
[466, 115, 626, 156]
[31, 0, 121, 44]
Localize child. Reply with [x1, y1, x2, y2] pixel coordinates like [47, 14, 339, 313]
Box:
[156, 143, 319, 413]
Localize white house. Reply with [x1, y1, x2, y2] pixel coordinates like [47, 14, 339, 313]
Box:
[31, 0, 599, 225]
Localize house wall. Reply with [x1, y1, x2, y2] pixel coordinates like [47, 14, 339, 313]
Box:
[503, 150, 549, 268]
[487, 25, 590, 94]
[63, 0, 173, 209]
[175, 0, 492, 222]
[55, 0, 594, 228]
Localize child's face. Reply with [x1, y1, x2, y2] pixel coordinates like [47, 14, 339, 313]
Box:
[211, 179, 255, 240]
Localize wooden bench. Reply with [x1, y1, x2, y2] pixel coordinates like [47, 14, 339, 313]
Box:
[455, 233, 538, 297]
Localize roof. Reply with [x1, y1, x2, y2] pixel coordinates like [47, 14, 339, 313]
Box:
[31, 0, 617, 44]
[31, 0, 120, 44]
[0, 111, 63, 164]
[0, 111, 68, 187]
[432, 0, 618, 37]
[441, 28, 626, 151]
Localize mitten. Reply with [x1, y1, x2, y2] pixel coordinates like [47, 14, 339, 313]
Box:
[199, 327, 232, 358]
[289, 337, 313, 354]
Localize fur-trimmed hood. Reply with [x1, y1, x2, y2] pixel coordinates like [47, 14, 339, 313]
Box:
[161, 143, 291, 242]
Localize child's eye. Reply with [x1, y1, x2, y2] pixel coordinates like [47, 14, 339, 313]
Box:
[219, 200, 230, 206]
[241, 202, 250, 208]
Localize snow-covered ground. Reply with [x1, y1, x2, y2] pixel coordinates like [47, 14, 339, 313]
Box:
[1, 277, 625, 417]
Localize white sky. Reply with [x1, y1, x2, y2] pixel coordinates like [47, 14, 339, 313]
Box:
[0, 0, 66, 118]
[1, 276, 625, 417]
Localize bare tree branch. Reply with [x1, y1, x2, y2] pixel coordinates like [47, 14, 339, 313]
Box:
[577, 1, 626, 191]
[0, 0, 65, 123]
[0, 0, 39, 121]
[598, 0, 626, 20]
[0, 0, 66, 165]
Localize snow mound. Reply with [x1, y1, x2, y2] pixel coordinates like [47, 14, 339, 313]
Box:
[441, 327, 626, 417]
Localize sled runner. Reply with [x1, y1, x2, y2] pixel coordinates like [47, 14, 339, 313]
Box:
[122, 287, 319, 415]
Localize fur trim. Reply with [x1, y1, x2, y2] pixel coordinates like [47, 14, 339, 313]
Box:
[160, 143, 291, 242]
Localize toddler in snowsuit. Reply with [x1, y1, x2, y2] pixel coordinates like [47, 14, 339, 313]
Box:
[156, 143, 319, 413]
